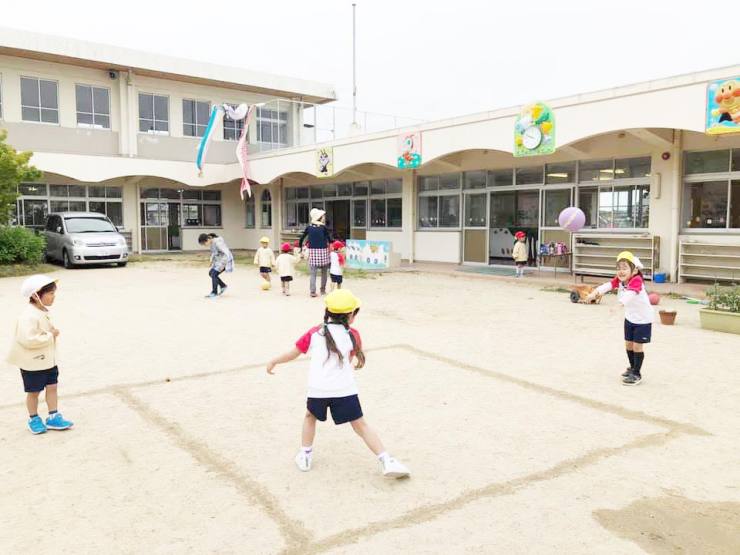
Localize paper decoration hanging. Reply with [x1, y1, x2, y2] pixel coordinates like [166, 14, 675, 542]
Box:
[397, 131, 422, 169]
[514, 102, 555, 157]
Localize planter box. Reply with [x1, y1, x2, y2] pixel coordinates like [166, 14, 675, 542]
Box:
[700, 309, 740, 335]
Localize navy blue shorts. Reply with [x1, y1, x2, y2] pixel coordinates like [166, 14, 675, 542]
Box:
[20, 366, 59, 393]
[307, 395, 363, 425]
[624, 320, 652, 343]
[281, 276, 293, 282]
[259, 266, 272, 273]
[330, 273, 343, 284]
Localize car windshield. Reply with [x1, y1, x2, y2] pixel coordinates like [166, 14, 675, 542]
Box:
[65, 217, 116, 233]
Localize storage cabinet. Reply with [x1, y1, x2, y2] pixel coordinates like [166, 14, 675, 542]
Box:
[679, 239, 740, 282]
[572, 233, 659, 281]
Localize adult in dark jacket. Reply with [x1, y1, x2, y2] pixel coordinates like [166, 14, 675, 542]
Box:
[299, 208, 332, 297]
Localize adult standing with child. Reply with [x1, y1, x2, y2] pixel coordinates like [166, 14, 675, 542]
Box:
[299, 208, 332, 297]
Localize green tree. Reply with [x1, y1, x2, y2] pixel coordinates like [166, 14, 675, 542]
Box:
[0, 129, 42, 225]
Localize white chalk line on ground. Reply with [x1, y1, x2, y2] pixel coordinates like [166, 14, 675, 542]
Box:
[0, 344, 709, 554]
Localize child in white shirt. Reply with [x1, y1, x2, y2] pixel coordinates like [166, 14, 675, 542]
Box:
[329, 240, 345, 291]
[587, 251, 654, 386]
[254, 236, 276, 288]
[276, 242, 299, 296]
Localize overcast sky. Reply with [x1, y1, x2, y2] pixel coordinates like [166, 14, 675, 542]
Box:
[4, 1, 738, 123]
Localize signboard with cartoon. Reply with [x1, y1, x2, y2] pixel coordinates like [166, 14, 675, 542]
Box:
[706, 77, 740, 135]
[316, 146, 334, 178]
[514, 102, 555, 157]
[345, 239, 391, 270]
[397, 131, 422, 169]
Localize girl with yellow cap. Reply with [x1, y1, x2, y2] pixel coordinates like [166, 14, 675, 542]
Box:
[586, 251, 655, 385]
[254, 236, 276, 289]
[266, 290, 410, 478]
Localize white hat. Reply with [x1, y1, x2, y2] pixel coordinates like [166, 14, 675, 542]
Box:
[20, 274, 58, 299]
[632, 256, 644, 270]
[310, 208, 326, 225]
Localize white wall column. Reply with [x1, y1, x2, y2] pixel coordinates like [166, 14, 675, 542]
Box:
[402, 170, 415, 263]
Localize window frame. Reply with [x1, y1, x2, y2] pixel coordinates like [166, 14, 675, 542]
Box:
[138, 92, 170, 135]
[182, 98, 212, 138]
[75, 83, 111, 129]
[20, 76, 60, 125]
[417, 174, 461, 230]
[681, 149, 740, 232]
[16, 183, 124, 228]
[256, 106, 289, 149]
[245, 193, 256, 229]
[260, 189, 273, 229]
[369, 179, 403, 230]
[223, 102, 246, 141]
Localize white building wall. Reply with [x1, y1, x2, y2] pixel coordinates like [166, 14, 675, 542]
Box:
[414, 232, 462, 263]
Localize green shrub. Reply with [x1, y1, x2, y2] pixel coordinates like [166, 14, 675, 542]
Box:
[0, 226, 46, 264]
[706, 283, 740, 313]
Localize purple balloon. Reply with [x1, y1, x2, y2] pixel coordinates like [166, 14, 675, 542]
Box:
[558, 206, 585, 232]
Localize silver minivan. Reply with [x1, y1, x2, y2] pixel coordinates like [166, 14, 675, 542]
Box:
[43, 212, 129, 268]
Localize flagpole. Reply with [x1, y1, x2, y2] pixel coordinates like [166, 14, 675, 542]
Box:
[352, 2, 357, 128]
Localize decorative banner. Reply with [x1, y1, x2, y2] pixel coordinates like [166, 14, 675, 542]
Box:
[397, 131, 422, 169]
[706, 77, 740, 135]
[514, 102, 555, 157]
[345, 239, 391, 270]
[316, 146, 334, 178]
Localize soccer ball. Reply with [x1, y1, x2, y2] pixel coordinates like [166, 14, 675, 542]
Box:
[261, 281, 271, 291]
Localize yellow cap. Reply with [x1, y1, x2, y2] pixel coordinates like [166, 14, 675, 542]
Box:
[325, 289, 362, 314]
[616, 251, 635, 264]
[259, 236, 270, 244]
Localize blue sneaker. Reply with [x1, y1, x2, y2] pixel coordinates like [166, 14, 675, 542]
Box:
[218, 285, 228, 296]
[28, 416, 47, 434]
[205, 292, 218, 299]
[46, 412, 73, 431]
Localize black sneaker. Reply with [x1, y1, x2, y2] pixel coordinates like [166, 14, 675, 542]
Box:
[621, 367, 633, 378]
[622, 373, 642, 386]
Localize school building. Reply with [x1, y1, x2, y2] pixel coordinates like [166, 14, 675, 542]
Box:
[3, 28, 740, 283]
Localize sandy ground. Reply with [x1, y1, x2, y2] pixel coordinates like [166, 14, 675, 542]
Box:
[1, 260, 739, 554]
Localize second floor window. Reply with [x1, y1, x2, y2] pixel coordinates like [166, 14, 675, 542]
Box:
[256, 107, 288, 148]
[183, 99, 210, 137]
[139, 93, 169, 133]
[223, 104, 245, 141]
[76, 85, 110, 128]
[21, 77, 58, 123]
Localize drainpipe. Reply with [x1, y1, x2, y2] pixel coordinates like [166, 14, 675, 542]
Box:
[409, 170, 416, 264]
[669, 130, 682, 283]
[135, 182, 142, 254]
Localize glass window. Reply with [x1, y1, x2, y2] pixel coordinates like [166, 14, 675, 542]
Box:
[88, 186, 106, 198]
[633, 185, 650, 228]
[285, 187, 296, 200]
[578, 187, 598, 229]
[598, 188, 614, 227]
[438, 174, 460, 190]
[419, 176, 438, 192]
[223, 104, 245, 141]
[418, 196, 438, 228]
[203, 191, 221, 201]
[245, 195, 255, 228]
[142, 188, 159, 199]
[295, 187, 309, 199]
[682, 181, 728, 228]
[544, 189, 571, 227]
[516, 191, 539, 226]
[256, 106, 289, 148]
[464, 171, 486, 190]
[106, 187, 123, 199]
[260, 189, 272, 228]
[183, 99, 210, 137]
[297, 202, 309, 226]
[386, 179, 402, 195]
[370, 180, 385, 195]
[684, 150, 730, 175]
[732, 150, 740, 172]
[322, 183, 337, 197]
[615, 156, 651, 179]
[183, 204, 202, 226]
[464, 194, 487, 227]
[69, 185, 86, 198]
[139, 93, 169, 133]
[159, 188, 180, 200]
[203, 205, 221, 227]
[353, 199, 367, 227]
[310, 185, 323, 199]
[50, 185, 69, 197]
[19, 183, 47, 196]
[490, 192, 515, 227]
[387, 198, 402, 227]
[21, 77, 59, 123]
[75, 85, 110, 128]
[371, 199, 386, 226]
[439, 195, 459, 227]
[731, 181, 740, 228]
[515, 166, 543, 185]
[106, 202, 123, 227]
[613, 186, 634, 228]
[545, 162, 575, 184]
[579, 159, 613, 182]
[337, 183, 352, 197]
[182, 190, 202, 200]
[353, 182, 368, 196]
[489, 169, 513, 187]
[22, 199, 48, 229]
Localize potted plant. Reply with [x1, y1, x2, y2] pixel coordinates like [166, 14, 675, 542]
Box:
[700, 283, 740, 335]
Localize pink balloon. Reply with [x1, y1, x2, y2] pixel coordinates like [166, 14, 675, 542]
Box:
[558, 207, 586, 232]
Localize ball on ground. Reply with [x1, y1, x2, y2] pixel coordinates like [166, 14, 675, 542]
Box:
[648, 292, 660, 305]
[261, 281, 271, 291]
[558, 207, 586, 232]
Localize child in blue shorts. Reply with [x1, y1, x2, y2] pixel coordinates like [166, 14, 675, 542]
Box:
[587, 251, 654, 386]
[266, 290, 409, 478]
[6, 275, 74, 434]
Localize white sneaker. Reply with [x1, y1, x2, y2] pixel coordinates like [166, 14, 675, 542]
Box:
[295, 450, 312, 472]
[381, 456, 410, 478]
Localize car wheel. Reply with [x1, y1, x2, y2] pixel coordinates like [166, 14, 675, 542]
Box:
[63, 250, 75, 269]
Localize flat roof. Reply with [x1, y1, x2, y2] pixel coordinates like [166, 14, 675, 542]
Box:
[0, 26, 337, 104]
